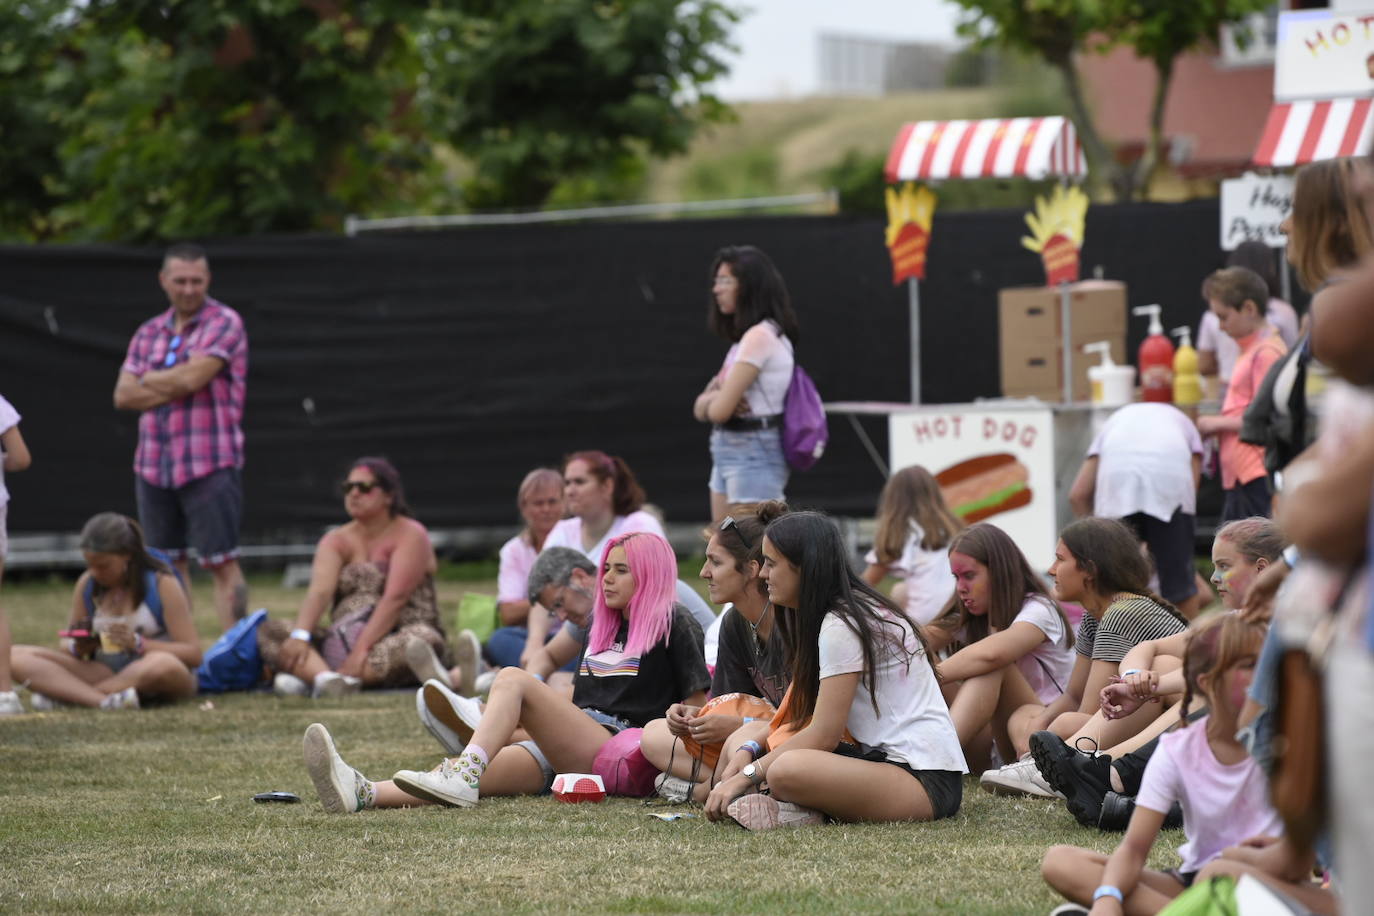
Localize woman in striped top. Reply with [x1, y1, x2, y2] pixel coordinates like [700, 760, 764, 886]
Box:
[980, 517, 1188, 799]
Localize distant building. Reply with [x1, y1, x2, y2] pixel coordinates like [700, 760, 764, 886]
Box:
[818, 33, 952, 96]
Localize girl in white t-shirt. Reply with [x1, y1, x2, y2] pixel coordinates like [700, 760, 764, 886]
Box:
[0, 394, 31, 715]
[927, 523, 1074, 769]
[862, 465, 964, 625]
[1041, 612, 1315, 914]
[703, 511, 966, 831]
[692, 245, 800, 523]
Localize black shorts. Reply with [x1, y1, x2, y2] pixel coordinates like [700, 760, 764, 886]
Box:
[834, 741, 963, 820]
[1164, 867, 1198, 888]
[1221, 477, 1272, 524]
[1121, 509, 1197, 605]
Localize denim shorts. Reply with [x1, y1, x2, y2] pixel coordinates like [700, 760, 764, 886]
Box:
[708, 427, 788, 503]
[135, 467, 242, 568]
[514, 707, 633, 794]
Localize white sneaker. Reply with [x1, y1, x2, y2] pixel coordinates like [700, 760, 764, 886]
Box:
[392, 759, 478, 808]
[979, 756, 1063, 800]
[473, 670, 498, 695]
[727, 794, 825, 830]
[273, 673, 310, 697]
[99, 687, 140, 710]
[0, 690, 24, 716]
[654, 773, 693, 804]
[404, 636, 452, 691]
[302, 723, 370, 814]
[452, 629, 482, 698]
[29, 692, 65, 712]
[416, 678, 482, 754]
[312, 671, 362, 699]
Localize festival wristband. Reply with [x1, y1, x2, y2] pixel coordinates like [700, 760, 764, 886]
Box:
[531, 672, 545, 682]
[1092, 885, 1123, 903]
[1120, 668, 1143, 679]
[739, 740, 763, 760]
[1282, 544, 1300, 569]
[289, 628, 312, 643]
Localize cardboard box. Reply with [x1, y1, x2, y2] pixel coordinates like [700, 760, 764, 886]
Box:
[998, 281, 1127, 345]
[1002, 335, 1127, 402]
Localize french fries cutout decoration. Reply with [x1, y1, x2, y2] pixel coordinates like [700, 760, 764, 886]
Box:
[885, 182, 937, 285]
[1021, 185, 1089, 286]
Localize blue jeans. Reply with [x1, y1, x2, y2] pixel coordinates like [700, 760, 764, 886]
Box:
[485, 626, 575, 671]
[708, 427, 788, 502]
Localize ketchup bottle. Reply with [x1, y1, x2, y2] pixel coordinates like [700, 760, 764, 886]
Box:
[1132, 304, 1174, 403]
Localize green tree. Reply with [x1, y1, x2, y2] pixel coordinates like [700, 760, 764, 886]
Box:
[950, 0, 1269, 200]
[0, 0, 737, 242]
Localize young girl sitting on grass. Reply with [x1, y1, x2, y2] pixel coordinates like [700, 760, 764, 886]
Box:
[1040, 612, 1289, 914]
[861, 465, 964, 625]
[302, 531, 710, 812]
[927, 523, 1074, 769]
[702, 511, 966, 830]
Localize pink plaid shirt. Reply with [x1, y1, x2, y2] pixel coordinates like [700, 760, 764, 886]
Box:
[121, 297, 248, 489]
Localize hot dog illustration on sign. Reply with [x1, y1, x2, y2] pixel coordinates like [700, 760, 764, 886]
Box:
[936, 453, 1032, 523]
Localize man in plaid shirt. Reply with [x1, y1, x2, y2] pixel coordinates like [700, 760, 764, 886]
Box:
[114, 243, 248, 631]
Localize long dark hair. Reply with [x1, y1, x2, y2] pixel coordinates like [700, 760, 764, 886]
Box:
[350, 456, 411, 517]
[564, 450, 646, 516]
[765, 511, 936, 727]
[939, 523, 1072, 649]
[706, 245, 801, 344]
[1059, 518, 1187, 626]
[78, 512, 174, 609]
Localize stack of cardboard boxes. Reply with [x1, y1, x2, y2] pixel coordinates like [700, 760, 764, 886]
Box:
[999, 280, 1128, 402]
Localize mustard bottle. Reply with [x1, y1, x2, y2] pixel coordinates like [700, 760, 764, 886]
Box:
[1171, 325, 1202, 408]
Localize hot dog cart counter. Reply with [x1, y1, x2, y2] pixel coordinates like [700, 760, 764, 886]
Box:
[827, 400, 1110, 567]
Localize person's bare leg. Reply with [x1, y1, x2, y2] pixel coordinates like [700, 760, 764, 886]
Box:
[465, 668, 611, 775]
[948, 668, 1005, 747]
[992, 663, 1044, 756]
[1104, 702, 1185, 757]
[709, 491, 729, 526]
[765, 750, 938, 823]
[1065, 700, 1166, 752]
[11, 647, 115, 706]
[208, 559, 248, 631]
[1047, 710, 1092, 742]
[1041, 845, 1185, 914]
[0, 558, 12, 692]
[95, 652, 196, 700]
[1006, 701, 1048, 758]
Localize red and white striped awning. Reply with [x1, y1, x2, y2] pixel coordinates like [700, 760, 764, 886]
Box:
[884, 116, 1086, 183]
[1252, 98, 1374, 168]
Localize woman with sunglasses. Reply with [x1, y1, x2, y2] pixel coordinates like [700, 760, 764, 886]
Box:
[259, 457, 451, 697]
[693, 245, 800, 523]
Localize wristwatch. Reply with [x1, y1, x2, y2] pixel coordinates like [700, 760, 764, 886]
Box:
[742, 762, 763, 785]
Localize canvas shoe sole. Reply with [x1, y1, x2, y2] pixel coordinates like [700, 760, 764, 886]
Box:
[1029, 730, 1112, 828]
[302, 723, 367, 814]
[727, 794, 825, 830]
[979, 757, 1063, 800]
[654, 773, 693, 804]
[404, 636, 452, 691]
[393, 765, 478, 808]
[99, 686, 140, 710]
[418, 679, 482, 753]
[452, 629, 482, 698]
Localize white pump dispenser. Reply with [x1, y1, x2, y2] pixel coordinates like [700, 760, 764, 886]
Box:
[1083, 341, 1134, 406]
[1132, 304, 1165, 336]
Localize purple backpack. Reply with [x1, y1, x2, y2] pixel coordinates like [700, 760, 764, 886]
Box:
[782, 364, 828, 471]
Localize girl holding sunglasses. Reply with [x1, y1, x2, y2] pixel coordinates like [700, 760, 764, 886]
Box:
[258, 457, 452, 697]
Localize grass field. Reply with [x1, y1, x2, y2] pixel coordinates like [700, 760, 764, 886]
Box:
[0, 572, 1186, 914]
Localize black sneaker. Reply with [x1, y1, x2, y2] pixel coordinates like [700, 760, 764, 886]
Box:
[1029, 730, 1113, 828]
[1098, 791, 1183, 832]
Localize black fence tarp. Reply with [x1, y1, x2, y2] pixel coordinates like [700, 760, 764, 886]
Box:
[0, 201, 1241, 543]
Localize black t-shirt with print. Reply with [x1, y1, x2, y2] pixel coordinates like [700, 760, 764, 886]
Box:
[571, 604, 710, 728]
[711, 605, 788, 706]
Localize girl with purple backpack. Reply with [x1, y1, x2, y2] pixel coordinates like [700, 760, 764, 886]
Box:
[693, 245, 801, 523]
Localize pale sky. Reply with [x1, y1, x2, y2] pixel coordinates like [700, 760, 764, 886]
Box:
[714, 0, 964, 101]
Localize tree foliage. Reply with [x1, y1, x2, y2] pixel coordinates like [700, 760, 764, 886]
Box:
[0, 0, 736, 242]
[950, 0, 1270, 200]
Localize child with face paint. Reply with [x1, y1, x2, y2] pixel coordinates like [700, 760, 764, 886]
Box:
[923, 523, 1075, 769]
[301, 532, 710, 812]
[1029, 518, 1285, 831]
[1040, 613, 1309, 915]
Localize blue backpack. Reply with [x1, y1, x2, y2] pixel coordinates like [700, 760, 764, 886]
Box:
[80, 549, 182, 630]
[196, 608, 269, 693]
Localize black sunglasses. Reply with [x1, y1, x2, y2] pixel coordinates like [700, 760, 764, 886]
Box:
[719, 515, 752, 548]
[341, 480, 379, 495]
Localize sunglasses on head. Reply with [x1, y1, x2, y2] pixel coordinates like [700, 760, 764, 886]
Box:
[163, 334, 183, 368]
[341, 480, 379, 495]
[719, 515, 752, 549]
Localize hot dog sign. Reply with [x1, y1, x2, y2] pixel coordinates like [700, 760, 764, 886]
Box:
[888, 406, 1057, 568]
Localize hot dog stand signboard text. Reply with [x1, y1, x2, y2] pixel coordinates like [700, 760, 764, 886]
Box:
[888, 406, 1057, 568]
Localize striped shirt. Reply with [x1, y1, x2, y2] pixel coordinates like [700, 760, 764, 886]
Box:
[1076, 594, 1187, 664]
[121, 298, 247, 489]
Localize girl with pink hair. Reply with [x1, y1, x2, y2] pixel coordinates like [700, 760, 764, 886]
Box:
[300, 532, 711, 812]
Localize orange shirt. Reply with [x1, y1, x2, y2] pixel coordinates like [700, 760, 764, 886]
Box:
[1219, 329, 1286, 488]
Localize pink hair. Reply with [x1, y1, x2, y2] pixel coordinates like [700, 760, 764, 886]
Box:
[586, 532, 678, 657]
